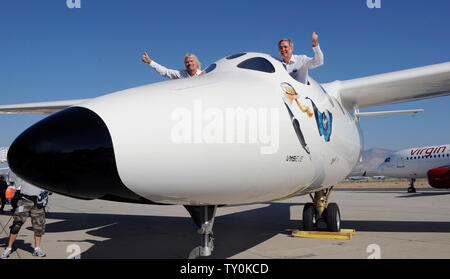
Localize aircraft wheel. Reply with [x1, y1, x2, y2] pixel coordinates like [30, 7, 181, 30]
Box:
[325, 203, 341, 232]
[408, 178, 417, 193]
[302, 202, 318, 231]
[407, 187, 416, 193]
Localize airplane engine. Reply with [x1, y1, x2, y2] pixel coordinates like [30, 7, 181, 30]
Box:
[427, 168, 450, 189]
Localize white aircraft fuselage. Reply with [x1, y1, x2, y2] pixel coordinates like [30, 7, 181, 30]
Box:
[6, 53, 362, 205]
[3, 52, 449, 257]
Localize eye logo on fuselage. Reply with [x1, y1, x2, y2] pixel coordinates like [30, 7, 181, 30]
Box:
[306, 97, 333, 142]
[280, 82, 334, 155]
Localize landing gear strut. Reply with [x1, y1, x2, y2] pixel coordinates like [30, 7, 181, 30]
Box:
[185, 205, 217, 259]
[407, 178, 417, 193]
[302, 186, 341, 232]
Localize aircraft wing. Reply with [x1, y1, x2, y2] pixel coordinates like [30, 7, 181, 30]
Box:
[0, 99, 90, 115]
[323, 62, 450, 109]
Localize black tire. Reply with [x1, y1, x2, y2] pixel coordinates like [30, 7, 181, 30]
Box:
[407, 187, 416, 193]
[325, 203, 341, 232]
[302, 203, 317, 231]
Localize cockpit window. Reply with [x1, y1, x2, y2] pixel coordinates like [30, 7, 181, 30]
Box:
[237, 57, 275, 73]
[226, 53, 246, 60]
[204, 63, 216, 74]
[384, 157, 391, 163]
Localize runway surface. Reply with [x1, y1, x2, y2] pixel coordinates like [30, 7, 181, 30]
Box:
[0, 188, 449, 259]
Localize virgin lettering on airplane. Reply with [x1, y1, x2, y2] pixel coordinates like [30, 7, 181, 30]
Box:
[378, 144, 450, 193]
[410, 146, 446, 156]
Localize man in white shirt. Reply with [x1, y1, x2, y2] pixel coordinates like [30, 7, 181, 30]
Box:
[141, 51, 202, 79]
[278, 32, 324, 84]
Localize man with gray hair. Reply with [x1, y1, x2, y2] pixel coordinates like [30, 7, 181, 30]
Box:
[278, 32, 324, 84]
[141, 51, 202, 79]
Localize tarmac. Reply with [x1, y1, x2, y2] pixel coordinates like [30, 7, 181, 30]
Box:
[0, 187, 449, 259]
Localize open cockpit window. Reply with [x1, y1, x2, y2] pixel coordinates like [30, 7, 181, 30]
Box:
[384, 157, 391, 163]
[237, 57, 275, 73]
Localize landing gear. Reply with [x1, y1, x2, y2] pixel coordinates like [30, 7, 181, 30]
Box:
[302, 203, 318, 231]
[302, 187, 341, 232]
[185, 205, 217, 259]
[407, 178, 417, 193]
[325, 203, 341, 232]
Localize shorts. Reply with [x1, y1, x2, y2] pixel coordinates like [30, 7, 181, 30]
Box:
[11, 199, 46, 236]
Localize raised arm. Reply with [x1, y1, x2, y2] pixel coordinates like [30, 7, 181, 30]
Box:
[141, 51, 182, 79]
[308, 32, 324, 69]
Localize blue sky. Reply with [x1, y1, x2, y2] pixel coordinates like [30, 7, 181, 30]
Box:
[0, 0, 449, 151]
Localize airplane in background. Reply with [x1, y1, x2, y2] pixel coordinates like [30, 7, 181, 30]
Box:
[347, 171, 385, 181]
[0, 147, 9, 179]
[0, 52, 449, 258]
[347, 171, 369, 181]
[372, 175, 386, 180]
[377, 144, 450, 193]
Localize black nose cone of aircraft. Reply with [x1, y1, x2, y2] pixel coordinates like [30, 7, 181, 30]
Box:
[7, 106, 152, 204]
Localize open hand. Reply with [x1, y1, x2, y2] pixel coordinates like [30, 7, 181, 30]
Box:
[142, 51, 152, 64]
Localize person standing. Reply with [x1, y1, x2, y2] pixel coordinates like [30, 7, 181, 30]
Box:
[0, 171, 48, 259]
